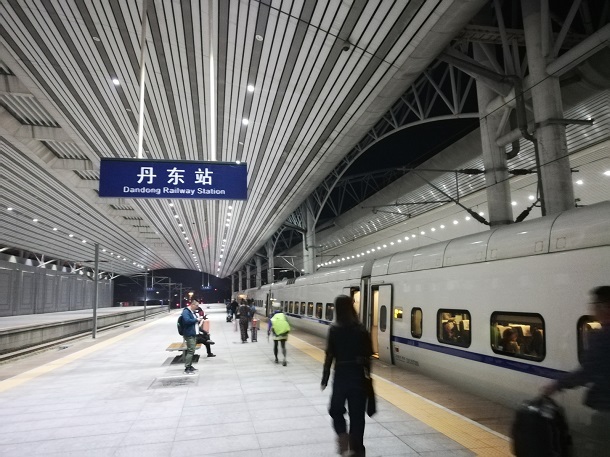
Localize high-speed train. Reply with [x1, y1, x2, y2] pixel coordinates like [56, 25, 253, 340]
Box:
[239, 201, 610, 434]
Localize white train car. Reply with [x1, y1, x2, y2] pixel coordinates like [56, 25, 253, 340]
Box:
[241, 201, 610, 433]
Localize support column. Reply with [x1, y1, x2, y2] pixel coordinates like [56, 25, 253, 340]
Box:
[255, 256, 262, 288]
[246, 265, 251, 289]
[266, 240, 274, 284]
[238, 270, 243, 292]
[522, 0, 575, 214]
[302, 202, 316, 274]
[231, 274, 235, 295]
[475, 46, 513, 226]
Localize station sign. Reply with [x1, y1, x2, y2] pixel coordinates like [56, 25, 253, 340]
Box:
[99, 158, 247, 200]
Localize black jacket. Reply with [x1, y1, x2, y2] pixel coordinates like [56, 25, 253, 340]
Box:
[557, 326, 610, 411]
[322, 322, 373, 386]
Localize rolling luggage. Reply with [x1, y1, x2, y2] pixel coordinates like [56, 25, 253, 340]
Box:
[512, 396, 572, 457]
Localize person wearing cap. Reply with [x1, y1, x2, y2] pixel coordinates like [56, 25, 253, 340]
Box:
[268, 303, 290, 366]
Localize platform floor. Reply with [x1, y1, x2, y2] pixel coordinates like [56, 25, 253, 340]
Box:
[0, 308, 513, 456]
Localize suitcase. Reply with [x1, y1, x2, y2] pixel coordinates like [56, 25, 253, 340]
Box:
[511, 396, 572, 457]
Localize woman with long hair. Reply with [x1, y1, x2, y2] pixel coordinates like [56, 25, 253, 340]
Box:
[321, 295, 373, 457]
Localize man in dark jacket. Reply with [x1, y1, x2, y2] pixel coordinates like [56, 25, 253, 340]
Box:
[182, 300, 202, 374]
[544, 286, 610, 456]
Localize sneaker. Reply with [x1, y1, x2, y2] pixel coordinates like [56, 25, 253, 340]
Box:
[186, 366, 198, 372]
[275, 359, 279, 364]
[184, 368, 195, 375]
[207, 353, 216, 357]
[282, 360, 287, 366]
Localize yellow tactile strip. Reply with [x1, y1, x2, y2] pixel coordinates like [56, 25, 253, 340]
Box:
[287, 335, 513, 456]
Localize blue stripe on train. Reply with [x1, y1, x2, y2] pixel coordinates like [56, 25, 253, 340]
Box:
[285, 314, 565, 379]
[392, 335, 566, 379]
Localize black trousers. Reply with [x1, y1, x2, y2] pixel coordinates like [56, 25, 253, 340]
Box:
[329, 376, 367, 456]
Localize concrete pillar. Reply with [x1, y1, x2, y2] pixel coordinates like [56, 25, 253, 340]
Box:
[246, 265, 251, 289]
[231, 274, 235, 295]
[302, 202, 316, 274]
[238, 270, 243, 291]
[475, 46, 513, 226]
[255, 256, 262, 288]
[266, 240, 274, 284]
[521, 0, 575, 214]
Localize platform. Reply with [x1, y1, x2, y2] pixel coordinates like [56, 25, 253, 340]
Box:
[0, 308, 513, 456]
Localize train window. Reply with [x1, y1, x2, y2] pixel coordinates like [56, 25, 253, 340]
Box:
[315, 303, 323, 319]
[411, 308, 422, 338]
[379, 306, 387, 332]
[325, 303, 334, 321]
[490, 312, 545, 361]
[307, 302, 314, 317]
[394, 308, 403, 320]
[438, 309, 471, 347]
[300, 302, 306, 315]
[282, 301, 288, 312]
[288, 301, 293, 313]
[577, 315, 601, 364]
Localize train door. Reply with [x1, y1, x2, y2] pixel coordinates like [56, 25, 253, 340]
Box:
[372, 284, 392, 364]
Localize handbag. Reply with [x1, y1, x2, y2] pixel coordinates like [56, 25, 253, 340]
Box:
[196, 331, 210, 344]
[364, 368, 376, 417]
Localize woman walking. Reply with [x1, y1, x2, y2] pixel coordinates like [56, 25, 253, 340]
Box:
[321, 295, 373, 457]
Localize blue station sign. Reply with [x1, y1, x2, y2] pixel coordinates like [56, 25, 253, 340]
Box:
[99, 158, 247, 200]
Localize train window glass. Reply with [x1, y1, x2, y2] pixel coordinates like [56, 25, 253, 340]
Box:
[307, 302, 314, 317]
[438, 309, 471, 347]
[411, 308, 422, 338]
[577, 315, 601, 364]
[288, 301, 293, 313]
[490, 312, 545, 361]
[394, 308, 403, 319]
[325, 303, 334, 321]
[315, 303, 323, 319]
[282, 301, 288, 312]
[379, 306, 387, 332]
[300, 302, 306, 315]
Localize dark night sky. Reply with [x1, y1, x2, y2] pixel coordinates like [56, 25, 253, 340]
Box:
[114, 268, 231, 306]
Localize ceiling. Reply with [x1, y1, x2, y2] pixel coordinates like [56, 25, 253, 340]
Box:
[0, 0, 489, 277]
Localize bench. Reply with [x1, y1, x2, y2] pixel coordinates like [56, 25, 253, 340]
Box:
[166, 342, 202, 363]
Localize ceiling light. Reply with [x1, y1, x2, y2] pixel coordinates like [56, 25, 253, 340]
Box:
[255, 34, 263, 41]
[528, 195, 535, 201]
[92, 36, 100, 42]
[32, 218, 38, 222]
[82, 240, 86, 243]
[174, 214, 179, 218]
[178, 224, 183, 227]
[242, 118, 249, 125]
[411, 234, 416, 238]
[511, 201, 517, 206]
[575, 180, 583, 185]
[453, 220, 458, 225]
[53, 227, 57, 231]
[397, 239, 401, 243]
[69, 234, 74, 237]
[604, 170, 610, 176]
[465, 216, 471, 221]
[247, 84, 254, 92]
[478, 212, 484, 217]
[7, 207, 13, 211]
[420, 231, 425, 235]
[112, 78, 120, 85]
[431, 228, 436, 232]
[169, 203, 174, 207]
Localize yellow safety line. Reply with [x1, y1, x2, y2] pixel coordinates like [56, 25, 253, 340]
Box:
[287, 336, 512, 457]
[0, 316, 167, 393]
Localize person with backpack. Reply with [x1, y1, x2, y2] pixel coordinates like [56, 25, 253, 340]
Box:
[180, 300, 203, 374]
[268, 304, 290, 365]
